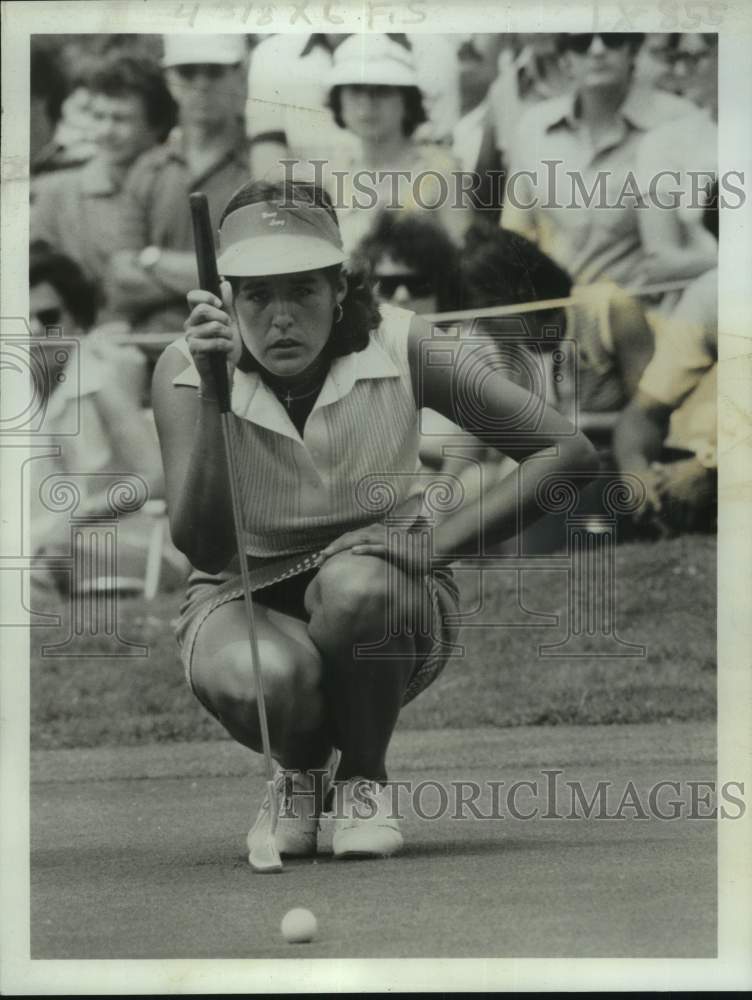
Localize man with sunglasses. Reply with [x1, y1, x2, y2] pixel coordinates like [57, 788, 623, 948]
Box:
[107, 35, 250, 333]
[500, 32, 697, 290]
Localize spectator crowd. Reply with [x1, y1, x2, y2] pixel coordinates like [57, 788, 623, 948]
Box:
[28, 30, 720, 594]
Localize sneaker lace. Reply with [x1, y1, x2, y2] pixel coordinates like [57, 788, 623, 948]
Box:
[343, 777, 384, 820]
[352, 779, 381, 808]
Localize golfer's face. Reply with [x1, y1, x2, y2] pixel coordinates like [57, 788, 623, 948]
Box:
[233, 269, 339, 375]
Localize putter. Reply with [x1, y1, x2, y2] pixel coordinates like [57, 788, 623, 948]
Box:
[189, 192, 283, 874]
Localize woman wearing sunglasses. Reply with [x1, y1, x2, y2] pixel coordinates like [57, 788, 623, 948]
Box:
[152, 179, 598, 863]
[500, 33, 698, 291]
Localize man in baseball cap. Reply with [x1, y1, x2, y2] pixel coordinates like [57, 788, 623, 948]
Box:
[107, 35, 250, 333]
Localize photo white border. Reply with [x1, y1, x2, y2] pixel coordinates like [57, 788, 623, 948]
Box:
[1, 0, 750, 992]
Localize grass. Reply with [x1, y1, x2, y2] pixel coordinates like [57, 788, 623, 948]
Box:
[30, 534, 716, 749]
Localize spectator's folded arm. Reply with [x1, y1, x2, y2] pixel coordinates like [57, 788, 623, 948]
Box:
[608, 289, 656, 399]
[613, 390, 672, 473]
[106, 251, 178, 318]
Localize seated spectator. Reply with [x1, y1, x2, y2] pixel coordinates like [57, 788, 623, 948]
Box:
[324, 34, 470, 254]
[423, 225, 655, 492]
[29, 242, 188, 594]
[352, 212, 464, 479]
[245, 32, 461, 182]
[30, 45, 69, 176]
[106, 34, 249, 333]
[482, 33, 571, 169]
[352, 211, 463, 315]
[460, 225, 654, 422]
[452, 36, 504, 174]
[634, 34, 718, 286]
[633, 33, 682, 93]
[29, 44, 101, 178]
[32, 53, 176, 313]
[613, 268, 717, 535]
[501, 33, 698, 289]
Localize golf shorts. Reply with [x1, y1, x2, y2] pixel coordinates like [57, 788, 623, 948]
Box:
[174, 559, 461, 707]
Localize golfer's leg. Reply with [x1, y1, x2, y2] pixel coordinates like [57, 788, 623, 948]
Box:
[191, 601, 332, 770]
[305, 552, 421, 783]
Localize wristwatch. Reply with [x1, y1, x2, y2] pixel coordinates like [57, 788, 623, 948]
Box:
[138, 245, 162, 271]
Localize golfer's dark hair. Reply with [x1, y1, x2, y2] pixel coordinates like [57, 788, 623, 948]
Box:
[87, 53, 177, 140]
[29, 240, 97, 330]
[353, 211, 463, 312]
[221, 180, 381, 358]
[460, 224, 573, 340]
[328, 84, 427, 137]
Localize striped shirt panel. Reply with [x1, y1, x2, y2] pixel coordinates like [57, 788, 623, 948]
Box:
[171, 305, 422, 556]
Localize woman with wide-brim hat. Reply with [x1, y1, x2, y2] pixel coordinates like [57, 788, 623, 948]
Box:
[324, 34, 471, 253]
[152, 178, 598, 862]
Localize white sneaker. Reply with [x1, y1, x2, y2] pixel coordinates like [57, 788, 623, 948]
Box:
[331, 778, 403, 859]
[247, 751, 338, 859]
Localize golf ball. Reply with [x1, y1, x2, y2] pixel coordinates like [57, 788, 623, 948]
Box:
[281, 907, 317, 944]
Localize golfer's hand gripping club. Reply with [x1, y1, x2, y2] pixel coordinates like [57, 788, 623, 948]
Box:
[189, 192, 232, 413]
[189, 192, 282, 872]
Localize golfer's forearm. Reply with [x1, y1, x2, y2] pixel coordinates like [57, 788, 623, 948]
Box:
[432, 438, 598, 559]
[171, 403, 236, 572]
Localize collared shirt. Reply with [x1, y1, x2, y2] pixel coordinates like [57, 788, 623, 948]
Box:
[329, 143, 471, 255]
[639, 268, 717, 463]
[488, 45, 573, 159]
[31, 156, 127, 295]
[170, 305, 422, 557]
[501, 85, 699, 286]
[110, 122, 250, 330]
[634, 107, 717, 229]
[114, 122, 250, 254]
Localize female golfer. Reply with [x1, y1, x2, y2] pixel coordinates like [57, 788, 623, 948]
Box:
[152, 179, 598, 862]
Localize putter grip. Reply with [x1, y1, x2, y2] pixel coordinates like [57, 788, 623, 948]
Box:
[189, 192, 231, 413]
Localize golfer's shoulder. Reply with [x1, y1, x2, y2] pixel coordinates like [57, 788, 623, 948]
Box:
[153, 336, 198, 394]
[370, 304, 415, 363]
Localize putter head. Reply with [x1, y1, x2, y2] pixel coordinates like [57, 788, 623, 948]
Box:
[248, 840, 283, 873]
[248, 778, 283, 873]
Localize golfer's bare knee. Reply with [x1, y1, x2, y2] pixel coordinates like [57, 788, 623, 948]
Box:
[307, 553, 399, 650]
[192, 640, 299, 733]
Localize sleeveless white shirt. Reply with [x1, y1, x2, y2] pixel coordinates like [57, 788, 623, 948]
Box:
[171, 304, 424, 557]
